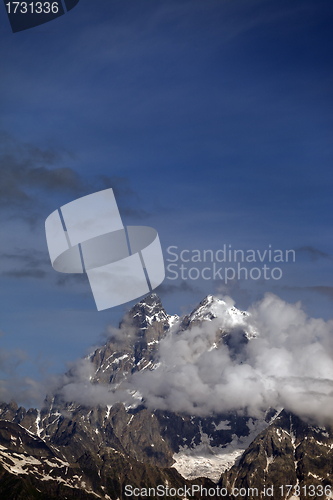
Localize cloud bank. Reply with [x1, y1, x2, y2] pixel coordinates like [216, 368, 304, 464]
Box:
[56, 293, 333, 424]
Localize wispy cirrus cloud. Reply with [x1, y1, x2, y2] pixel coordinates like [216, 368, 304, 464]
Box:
[283, 285, 333, 301]
[0, 249, 50, 280]
[295, 246, 332, 262]
[0, 132, 146, 221]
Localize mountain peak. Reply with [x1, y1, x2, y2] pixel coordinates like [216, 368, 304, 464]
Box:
[180, 294, 257, 339]
[138, 292, 162, 307]
[115, 293, 177, 343]
[88, 293, 178, 385]
[129, 293, 164, 323]
[184, 294, 227, 324]
[200, 294, 226, 307]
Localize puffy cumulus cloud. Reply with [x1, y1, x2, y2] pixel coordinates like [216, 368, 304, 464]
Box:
[57, 358, 133, 408]
[132, 293, 333, 423]
[104, 313, 143, 346]
[0, 346, 60, 409]
[0, 376, 53, 410]
[56, 293, 333, 424]
[54, 317, 143, 407]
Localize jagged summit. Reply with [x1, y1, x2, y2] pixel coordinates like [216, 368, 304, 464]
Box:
[140, 292, 161, 304]
[87, 293, 179, 385]
[127, 293, 179, 332]
[87, 293, 256, 388]
[180, 294, 257, 339]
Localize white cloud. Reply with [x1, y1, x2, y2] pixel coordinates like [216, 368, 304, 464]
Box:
[54, 293, 333, 424]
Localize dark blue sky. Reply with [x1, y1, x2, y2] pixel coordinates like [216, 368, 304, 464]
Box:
[0, 0, 332, 406]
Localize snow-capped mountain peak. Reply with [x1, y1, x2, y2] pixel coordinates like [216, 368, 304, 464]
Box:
[0, 293, 331, 498]
[181, 294, 257, 339]
[128, 293, 179, 330]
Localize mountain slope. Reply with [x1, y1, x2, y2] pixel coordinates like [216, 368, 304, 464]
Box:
[0, 294, 265, 483]
[219, 410, 333, 499]
[1, 293, 332, 498]
[0, 418, 217, 500]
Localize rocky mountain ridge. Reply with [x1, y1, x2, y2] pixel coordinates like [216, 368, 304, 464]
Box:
[89, 293, 178, 385]
[0, 293, 332, 499]
[220, 410, 333, 499]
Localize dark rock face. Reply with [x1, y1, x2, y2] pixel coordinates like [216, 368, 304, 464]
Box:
[0, 294, 332, 499]
[89, 293, 176, 385]
[0, 420, 54, 457]
[0, 419, 102, 499]
[0, 419, 209, 500]
[219, 411, 333, 499]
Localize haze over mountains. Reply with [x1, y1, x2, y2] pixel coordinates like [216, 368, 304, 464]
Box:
[0, 293, 332, 499]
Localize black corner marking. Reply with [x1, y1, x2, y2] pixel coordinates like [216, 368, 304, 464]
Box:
[3, 0, 80, 33]
[64, 0, 79, 13]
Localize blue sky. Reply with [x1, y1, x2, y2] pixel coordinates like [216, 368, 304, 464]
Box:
[0, 0, 332, 406]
